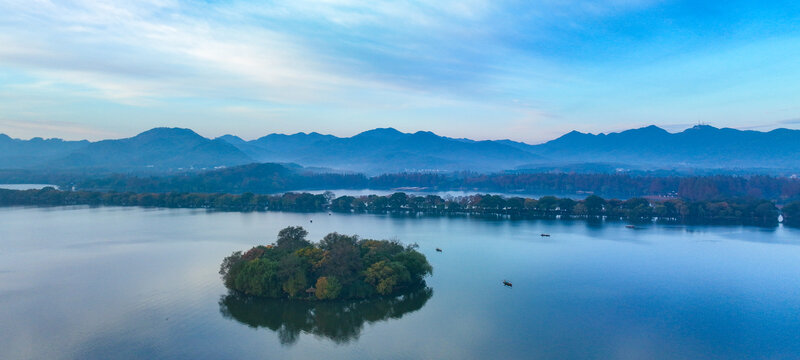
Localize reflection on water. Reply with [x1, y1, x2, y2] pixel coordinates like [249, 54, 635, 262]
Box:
[219, 285, 433, 345]
[3, 206, 800, 359]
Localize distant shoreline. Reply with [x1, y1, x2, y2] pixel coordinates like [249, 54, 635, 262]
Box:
[4, 164, 800, 204]
[1, 187, 793, 227]
[0, 184, 59, 191]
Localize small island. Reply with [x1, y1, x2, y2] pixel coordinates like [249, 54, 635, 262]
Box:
[220, 226, 433, 300]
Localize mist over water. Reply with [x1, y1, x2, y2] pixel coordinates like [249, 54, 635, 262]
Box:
[1, 206, 800, 359]
[0, 184, 58, 190]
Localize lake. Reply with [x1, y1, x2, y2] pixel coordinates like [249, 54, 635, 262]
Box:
[0, 184, 59, 190]
[1, 206, 799, 359]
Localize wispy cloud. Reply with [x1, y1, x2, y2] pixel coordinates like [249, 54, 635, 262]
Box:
[0, 0, 357, 104]
[738, 118, 800, 131]
[0, 0, 663, 105]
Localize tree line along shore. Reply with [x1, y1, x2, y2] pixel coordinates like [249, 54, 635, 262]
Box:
[4, 166, 800, 202]
[2, 187, 798, 227]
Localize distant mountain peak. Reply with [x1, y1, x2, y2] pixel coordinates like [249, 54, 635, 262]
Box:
[412, 130, 438, 137]
[134, 127, 201, 139]
[356, 127, 403, 137]
[687, 124, 719, 131]
[217, 134, 246, 145]
[620, 125, 670, 136]
[556, 130, 592, 140]
[641, 124, 668, 132]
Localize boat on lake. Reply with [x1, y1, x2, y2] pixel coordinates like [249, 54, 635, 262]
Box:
[503, 280, 512, 287]
[540, 233, 550, 237]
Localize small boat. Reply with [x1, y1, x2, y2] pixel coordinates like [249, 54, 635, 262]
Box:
[435, 248, 442, 252]
[625, 225, 635, 229]
[503, 280, 513, 287]
[540, 233, 550, 237]
[310, 219, 313, 223]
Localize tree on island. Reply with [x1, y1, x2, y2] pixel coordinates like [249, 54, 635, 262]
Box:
[219, 226, 433, 300]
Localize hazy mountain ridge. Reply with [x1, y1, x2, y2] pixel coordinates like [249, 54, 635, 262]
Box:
[1, 128, 253, 171]
[0, 135, 90, 169]
[220, 127, 542, 173]
[525, 125, 799, 170]
[1, 125, 799, 174]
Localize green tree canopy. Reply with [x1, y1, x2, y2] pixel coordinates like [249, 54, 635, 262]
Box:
[220, 227, 432, 300]
[276, 226, 311, 252]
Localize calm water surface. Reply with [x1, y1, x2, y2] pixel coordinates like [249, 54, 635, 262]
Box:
[0, 184, 59, 190]
[1, 206, 799, 359]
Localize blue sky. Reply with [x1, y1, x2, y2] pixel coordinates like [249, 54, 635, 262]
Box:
[0, 0, 798, 142]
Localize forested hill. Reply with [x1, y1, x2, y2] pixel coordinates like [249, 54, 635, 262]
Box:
[2, 125, 800, 174]
[514, 125, 800, 171]
[0, 128, 254, 172]
[218, 128, 541, 174]
[217, 125, 800, 174]
[0, 135, 89, 169]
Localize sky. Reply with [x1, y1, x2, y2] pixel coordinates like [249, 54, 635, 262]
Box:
[0, 0, 799, 143]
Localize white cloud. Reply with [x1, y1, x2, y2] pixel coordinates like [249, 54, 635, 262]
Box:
[0, 0, 653, 108]
[0, 0, 374, 103]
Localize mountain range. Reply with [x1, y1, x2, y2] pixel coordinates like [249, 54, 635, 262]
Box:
[1, 125, 798, 174]
[0, 128, 251, 172]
